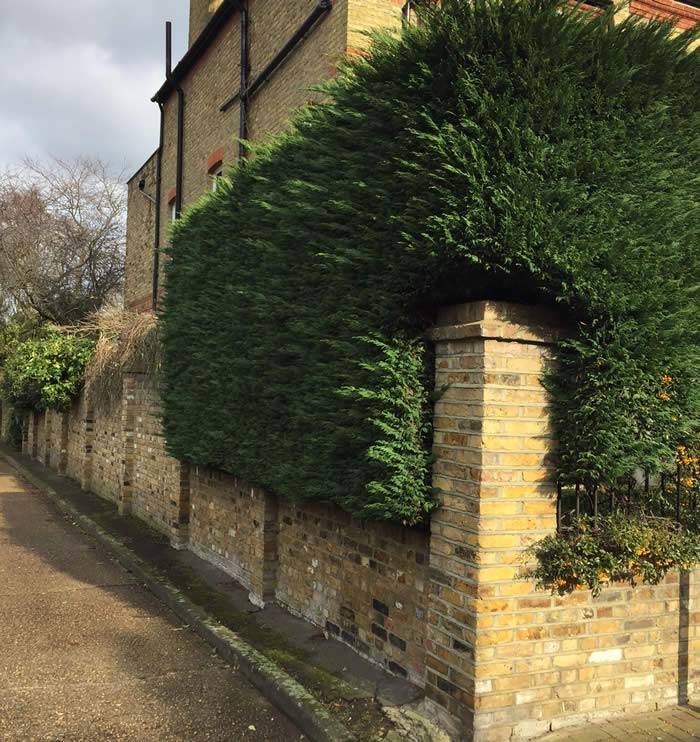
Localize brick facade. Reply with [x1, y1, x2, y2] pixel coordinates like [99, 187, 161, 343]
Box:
[246, 0, 348, 140]
[126, 0, 412, 308]
[124, 153, 158, 311]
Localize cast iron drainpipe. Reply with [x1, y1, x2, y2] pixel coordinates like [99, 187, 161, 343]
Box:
[220, 0, 333, 114]
[151, 100, 164, 312]
[239, 3, 249, 159]
[153, 21, 185, 312]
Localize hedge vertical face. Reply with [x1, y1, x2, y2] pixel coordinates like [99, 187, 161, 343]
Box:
[161, 0, 700, 523]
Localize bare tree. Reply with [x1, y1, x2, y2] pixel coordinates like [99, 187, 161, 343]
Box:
[0, 157, 126, 324]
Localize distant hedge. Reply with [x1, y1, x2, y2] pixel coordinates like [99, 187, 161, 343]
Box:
[162, 0, 699, 524]
[2, 328, 94, 412]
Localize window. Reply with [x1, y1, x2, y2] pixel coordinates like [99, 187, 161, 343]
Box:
[211, 168, 224, 192]
[170, 200, 177, 222]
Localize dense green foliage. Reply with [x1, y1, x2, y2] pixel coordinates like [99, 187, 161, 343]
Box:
[529, 513, 700, 596]
[162, 0, 699, 523]
[1, 328, 95, 411]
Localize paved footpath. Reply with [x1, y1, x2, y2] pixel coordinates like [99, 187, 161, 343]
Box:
[542, 705, 700, 741]
[0, 460, 303, 741]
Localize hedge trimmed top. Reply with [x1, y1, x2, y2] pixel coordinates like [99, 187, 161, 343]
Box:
[162, 0, 699, 524]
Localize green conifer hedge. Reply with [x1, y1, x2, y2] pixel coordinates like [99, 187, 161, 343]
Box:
[162, 0, 699, 524]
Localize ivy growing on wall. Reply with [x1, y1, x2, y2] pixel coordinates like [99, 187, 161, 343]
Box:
[162, 0, 699, 524]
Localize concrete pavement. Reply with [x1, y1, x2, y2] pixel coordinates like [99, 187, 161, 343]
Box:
[0, 460, 303, 741]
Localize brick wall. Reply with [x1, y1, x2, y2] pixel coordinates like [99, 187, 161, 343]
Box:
[46, 409, 68, 474]
[125, 154, 157, 312]
[189, 466, 277, 605]
[35, 412, 47, 467]
[247, 0, 348, 140]
[130, 373, 186, 541]
[187, 468, 430, 680]
[66, 395, 91, 487]
[14, 298, 700, 741]
[90, 401, 123, 504]
[424, 302, 700, 740]
[276, 499, 430, 685]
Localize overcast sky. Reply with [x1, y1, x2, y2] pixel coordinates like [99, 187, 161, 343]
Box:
[0, 1, 190, 178]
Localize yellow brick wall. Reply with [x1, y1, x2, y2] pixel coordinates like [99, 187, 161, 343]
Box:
[129, 374, 186, 541]
[426, 302, 700, 741]
[124, 154, 157, 312]
[45, 409, 68, 474]
[189, 0, 226, 46]
[189, 466, 278, 605]
[66, 395, 90, 486]
[276, 498, 430, 684]
[346, 0, 403, 52]
[247, 0, 348, 140]
[90, 397, 124, 506]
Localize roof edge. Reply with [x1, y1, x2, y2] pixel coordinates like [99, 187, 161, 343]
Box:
[151, 0, 242, 103]
[127, 149, 160, 185]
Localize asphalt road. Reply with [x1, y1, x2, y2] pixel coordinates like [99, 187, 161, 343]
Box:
[0, 460, 303, 741]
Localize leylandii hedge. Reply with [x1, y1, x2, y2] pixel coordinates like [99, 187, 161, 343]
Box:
[162, 0, 699, 524]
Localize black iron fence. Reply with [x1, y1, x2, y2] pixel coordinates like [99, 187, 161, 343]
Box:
[557, 463, 699, 532]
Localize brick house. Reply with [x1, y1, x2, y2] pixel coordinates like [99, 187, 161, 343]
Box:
[125, 0, 410, 314]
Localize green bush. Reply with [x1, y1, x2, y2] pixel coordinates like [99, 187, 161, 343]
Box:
[162, 0, 699, 523]
[2, 328, 95, 412]
[528, 514, 700, 596]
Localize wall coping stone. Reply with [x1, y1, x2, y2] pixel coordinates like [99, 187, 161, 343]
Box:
[427, 300, 563, 345]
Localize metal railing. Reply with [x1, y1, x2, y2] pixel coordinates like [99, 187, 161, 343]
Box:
[556, 463, 699, 531]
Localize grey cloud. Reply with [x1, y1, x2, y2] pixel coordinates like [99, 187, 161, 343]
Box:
[0, 0, 190, 176]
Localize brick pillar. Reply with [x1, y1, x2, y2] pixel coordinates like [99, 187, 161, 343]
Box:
[42, 410, 53, 468]
[425, 301, 560, 741]
[81, 399, 95, 491]
[23, 413, 33, 456]
[687, 568, 700, 703]
[119, 375, 137, 516]
[170, 460, 191, 549]
[58, 410, 69, 474]
[31, 411, 40, 458]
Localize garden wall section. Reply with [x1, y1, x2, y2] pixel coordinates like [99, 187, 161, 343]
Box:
[9, 301, 699, 741]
